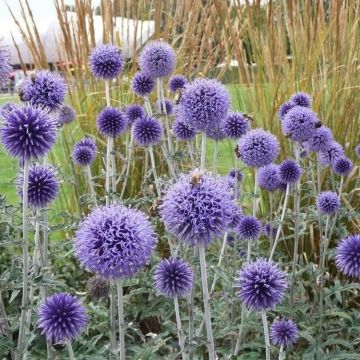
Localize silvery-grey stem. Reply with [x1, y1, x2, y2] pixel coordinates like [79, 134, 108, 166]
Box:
[105, 137, 112, 206]
[338, 175, 344, 200]
[159, 78, 174, 157]
[116, 279, 125, 360]
[261, 311, 271, 360]
[188, 248, 197, 360]
[279, 344, 285, 360]
[111, 143, 117, 200]
[149, 146, 161, 196]
[66, 341, 76, 360]
[247, 170, 258, 262]
[105, 80, 111, 107]
[200, 133, 207, 170]
[144, 96, 152, 116]
[109, 280, 117, 359]
[234, 303, 247, 355]
[269, 192, 274, 250]
[86, 165, 97, 206]
[161, 143, 176, 178]
[213, 141, 218, 175]
[174, 297, 186, 360]
[120, 132, 134, 199]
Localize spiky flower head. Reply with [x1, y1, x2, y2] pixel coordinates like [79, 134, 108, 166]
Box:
[156, 98, 173, 115]
[132, 72, 155, 97]
[20, 70, 66, 111]
[237, 129, 280, 168]
[356, 144, 360, 158]
[205, 124, 226, 141]
[124, 104, 145, 126]
[139, 40, 176, 78]
[304, 127, 333, 152]
[264, 223, 278, 240]
[290, 92, 311, 108]
[178, 78, 230, 132]
[319, 141, 344, 166]
[97, 107, 127, 138]
[75, 137, 96, 152]
[0, 44, 11, 86]
[57, 105, 76, 125]
[38, 292, 87, 343]
[333, 157, 353, 177]
[278, 101, 295, 121]
[72, 138, 97, 167]
[270, 319, 299, 347]
[88, 44, 123, 80]
[278, 159, 302, 184]
[234, 258, 287, 311]
[0, 105, 57, 160]
[86, 276, 109, 300]
[257, 164, 282, 191]
[335, 234, 360, 278]
[74, 205, 157, 278]
[0, 102, 17, 118]
[222, 112, 249, 139]
[173, 118, 196, 141]
[153, 257, 194, 298]
[132, 116, 163, 147]
[316, 191, 340, 215]
[18, 164, 59, 209]
[160, 172, 235, 246]
[169, 75, 187, 92]
[282, 106, 319, 142]
[237, 216, 262, 241]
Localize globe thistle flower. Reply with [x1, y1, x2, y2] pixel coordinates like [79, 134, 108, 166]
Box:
[290, 92, 311, 108]
[156, 98, 173, 115]
[139, 40, 176, 78]
[264, 223, 278, 240]
[86, 276, 109, 300]
[278, 159, 302, 184]
[270, 319, 299, 347]
[160, 172, 235, 246]
[0, 44, 11, 86]
[169, 75, 187, 92]
[335, 234, 360, 278]
[20, 70, 66, 111]
[173, 118, 196, 141]
[124, 104, 145, 126]
[234, 258, 287, 311]
[282, 106, 319, 142]
[97, 107, 127, 138]
[356, 144, 360, 158]
[278, 101, 295, 121]
[38, 292, 87, 342]
[222, 112, 249, 139]
[237, 216, 262, 241]
[0, 105, 57, 160]
[18, 164, 59, 209]
[316, 191, 340, 215]
[74, 205, 157, 278]
[257, 164, 282, 191]
[0, 102, 17, 118]
[88, 44, 123, 80]
[178, 78, 230, 132]
[57, 105, 76, 125]
[153, 257, 194, 298]
[237, 129, 280, 168]
[75, 137, 97, 152]
[205, 124, 226, 141]
[304, 127, 333, 152]
[132, 72, 155, 97]
[333, 157, 353, 176]
[228, 204, 243, 230]
[132, 116, 163, 147]
[319, 141, 344, 166]
[72, 139, 97, 167]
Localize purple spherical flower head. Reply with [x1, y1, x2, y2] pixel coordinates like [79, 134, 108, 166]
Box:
[264, 223, 278, 240]
[18, 164, 59, 209]
[270, 319, 299, 347]
[178, 78, 230, 132]
[356, 144, 360, 158]
[153, 257, 194, 298]
[0, 105, 57, 160]
[237, 129, 280, 168]
[304, 126, 333, 152]
[74, 205, 157, 278]
[316, 191, 340, 215]
[234, 258, 287, 311]
[290, 92, 311, 108]
[173, 118, 196, 141]
[139, 40, 176, 78]
[20, 70, 66, 111]
[132, 72, 155, 97]
[132, 116, 163, 147]
[278, 159, 302, 184]
[222, 112, 249, 139]
[237, 216, 262, 241]
[257, 164, 282, 191]
[97, 107, 127, 138]
[38, 292, 87, 343]
[72, 138, 97, 167]
[0, 44, 11, 86]
[57, 105, 76, 125]
[333, 157, 353, 176]
[0, 102, 17, 118]
[169, 75, 187, 92]
[319, 141, 344, 166]
[75, 137, 97, 152]
[206, 124, 226, 141]
[156, 98, 173, 115]
[88, 44, 123, 80]
[124, 104, 145, 126]
[160, 172, 235, 246]
[278, 101, 295, 121]
[335, 234, 360, 278]
[282, 106, 319, 142]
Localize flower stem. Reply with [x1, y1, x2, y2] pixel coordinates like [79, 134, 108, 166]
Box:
[109, 280, 117, 359]
[120, 132, 134, 199]
[213, 141, 218, 175]
[198, 244, 216, 360]
[269, 192, 274, 250]
[261, 310, 271, 360]
[17, 158, 30, 359]
[66, 341, 76, 360]
[188, 248, 197, 360]
[174, 296, 186, 360]
[116, 279, 125, 360]
[105, 137, 112, 206]
[279, 344, 285, 360]
[200, 133, 207, 170]
[86, 165, 97, 206]
[149, 146, 161, 196]
[159, 78, 174, 157]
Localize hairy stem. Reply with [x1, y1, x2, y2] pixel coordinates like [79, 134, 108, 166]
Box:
[116, 279, 125, 360]
[174, 297, 186, 360]
[200, 133, 207, 170]
[149, 146, 161, 196]
[86, 165, 97, 206]
[66, 341, 76, 360]
[105, 137, 112, 206]
[261, 311, 271, 360]
[120, 132, 133, 199]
